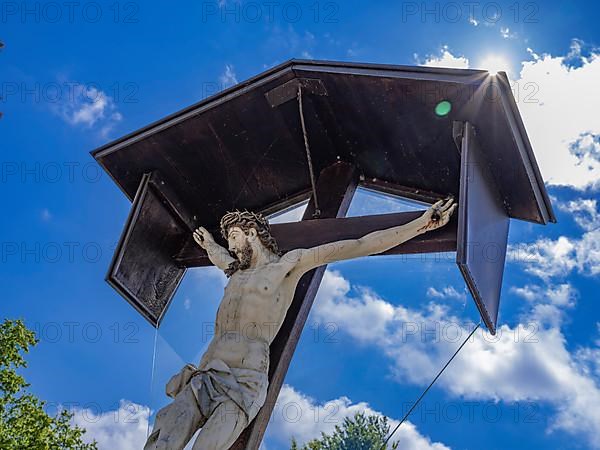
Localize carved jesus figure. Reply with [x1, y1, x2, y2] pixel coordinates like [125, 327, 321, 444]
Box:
[144, 197, 456, 450]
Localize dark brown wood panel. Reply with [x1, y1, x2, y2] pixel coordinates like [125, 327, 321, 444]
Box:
[106, 172, 189, 326]
[456, 122, 510, 335]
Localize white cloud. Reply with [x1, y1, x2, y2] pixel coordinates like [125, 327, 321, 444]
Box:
[510, 283, 577, 308]
[312, 270, 600, 448]
[508, 236, 576, 280]
[69, 384, 448, 449]
[500, 27, 517, 39]
[71, 400, 150, 450]
[576, 324, 600, 379]
[57, 85, 123, 137]
[508, 229, 600, 279]
[563, 38, 598, 67]
[426, 286, 467, 302]
[313, 271, 394, 344]
[192, 265, 228, 288]
[545, 283, 578, 307]
[219, 64, 238, 88]
[419, 47, 470, 69]
[511, 283, 578, 328]
[266, 384, 450, 450]
[69, 88, 107, 126]
[574, 229, 600, 276]
[515, 41, 600, 189]
[64, 87, 120, 127]
[556, 197, 599, 231]
[419, 42, 600, 190]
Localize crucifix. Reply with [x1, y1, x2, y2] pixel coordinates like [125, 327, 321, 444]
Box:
[92, 59, 555, 450]
[147, 196, 455, 449]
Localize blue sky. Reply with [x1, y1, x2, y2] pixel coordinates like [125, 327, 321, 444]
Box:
[2, 1, 600, 448]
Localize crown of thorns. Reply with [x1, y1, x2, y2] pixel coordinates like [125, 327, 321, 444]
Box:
[219, 210, 271, 240]
[220, 210, 282, 257]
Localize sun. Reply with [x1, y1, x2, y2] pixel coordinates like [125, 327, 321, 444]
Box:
[478, 55, 510, 75]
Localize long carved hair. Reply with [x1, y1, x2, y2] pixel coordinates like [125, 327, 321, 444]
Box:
[219, 210, 282, 277]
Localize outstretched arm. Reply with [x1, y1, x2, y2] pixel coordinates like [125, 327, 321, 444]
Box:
[193, 226, 235, 272]
[285, 197, 457, 275]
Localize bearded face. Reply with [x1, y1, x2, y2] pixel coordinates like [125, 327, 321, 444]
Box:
[236, 239, 253, 270]
[226, 226, 255, 273]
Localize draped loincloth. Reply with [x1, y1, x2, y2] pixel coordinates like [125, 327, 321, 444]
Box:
[188, 359, 268, 423]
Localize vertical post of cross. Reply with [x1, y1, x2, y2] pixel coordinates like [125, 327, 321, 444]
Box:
[230, 161, 358, 450]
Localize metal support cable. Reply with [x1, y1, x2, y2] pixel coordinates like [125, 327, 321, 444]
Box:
[381, 322, 481, 449]
[297, 86, 321, 218]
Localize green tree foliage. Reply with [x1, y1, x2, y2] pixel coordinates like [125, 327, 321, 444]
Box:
[290, 411, 399, 450]
[0, 319, 97, 449]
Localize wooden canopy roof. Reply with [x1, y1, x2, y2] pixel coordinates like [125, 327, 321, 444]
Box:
[92, 59, 555, 228]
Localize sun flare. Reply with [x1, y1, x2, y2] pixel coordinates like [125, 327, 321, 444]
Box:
[478, 55, 510, 75]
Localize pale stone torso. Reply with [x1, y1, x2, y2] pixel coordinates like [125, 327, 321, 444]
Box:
[199, 257, 301, 373]
[148, 207, 449, 449]
[192, 202, 449, 375]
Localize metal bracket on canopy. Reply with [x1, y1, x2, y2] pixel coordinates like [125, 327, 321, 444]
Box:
[264, 77, 328, 107]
